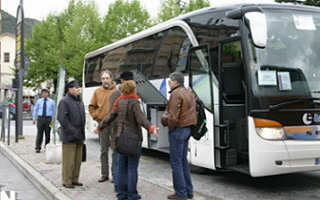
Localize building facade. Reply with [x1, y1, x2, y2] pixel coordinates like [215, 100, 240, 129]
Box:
[0, 33, 16, 101]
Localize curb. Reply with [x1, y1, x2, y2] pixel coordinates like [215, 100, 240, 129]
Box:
[0, 142, 72, 200]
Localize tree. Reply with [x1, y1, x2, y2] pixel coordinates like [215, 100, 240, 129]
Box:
[157, 0, 183, 22]
[157, 0, 210, 23]
[24, 15, 61, 87]
[275, 0, 301, 3]
[25, 0, 102, 88]
[275, 0, 320, 6]
[304, 0, 320, 6]
[99, 0, 152, 44]
[60, 0, 102, 80]
[184, 0, 210, 13]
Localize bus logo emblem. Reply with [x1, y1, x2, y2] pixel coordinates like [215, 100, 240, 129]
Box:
[302, 113, 313, 125]
[314, 114, 320, 123]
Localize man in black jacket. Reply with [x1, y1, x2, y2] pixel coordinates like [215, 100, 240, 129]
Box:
[57, 80, 85, 189]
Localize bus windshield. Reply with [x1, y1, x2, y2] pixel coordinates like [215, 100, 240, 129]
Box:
[249, 9, 320, 110]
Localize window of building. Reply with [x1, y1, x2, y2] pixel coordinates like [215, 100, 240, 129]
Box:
[4, 52, 10, 63]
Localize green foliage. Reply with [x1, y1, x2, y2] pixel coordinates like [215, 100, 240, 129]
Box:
[25, 0, 102, 86]
[24, 15, 61, 86]
[304, 0, 320, 6]
[60, 0, 102, 80]
[275, 0, 320, 6]
[275, 0, 300, 2]
[184, 0, 210, 13]
[157, 0, 182, 22]
[157, 0, 210, 23]
[99, 0, 152, 44]
[24, 0, 212, 87]
[1, 10, 39, 38]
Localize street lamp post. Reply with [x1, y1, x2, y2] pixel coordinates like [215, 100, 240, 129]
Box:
[15, 0, 25, 142]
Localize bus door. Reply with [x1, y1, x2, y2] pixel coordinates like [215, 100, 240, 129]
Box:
[132, 71, 170, 152]
[217, 39, 248, 172]
[188, 45, 216, 169]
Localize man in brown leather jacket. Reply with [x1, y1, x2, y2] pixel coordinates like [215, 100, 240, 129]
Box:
[161, 71, 196, 200]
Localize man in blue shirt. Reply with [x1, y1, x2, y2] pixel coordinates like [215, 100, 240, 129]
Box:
[32, 89, 55, 153]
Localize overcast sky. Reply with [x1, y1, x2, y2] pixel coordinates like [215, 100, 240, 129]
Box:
[3, 0, 275, 21]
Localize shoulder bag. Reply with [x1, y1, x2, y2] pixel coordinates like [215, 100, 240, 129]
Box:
[115, 98, 141, 156]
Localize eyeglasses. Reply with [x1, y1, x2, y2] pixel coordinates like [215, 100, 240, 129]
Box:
[101, 77, 110, 80]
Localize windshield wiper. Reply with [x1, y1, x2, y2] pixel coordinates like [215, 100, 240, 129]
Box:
[269, 98, 320, 110]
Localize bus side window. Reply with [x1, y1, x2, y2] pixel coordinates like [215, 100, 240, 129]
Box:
[221, 62, 245, 103]
[85, 58, 101, 87]
[221, 41, 245, 103]
[176, 37, 191, 72]
[153, 27, 188, 78]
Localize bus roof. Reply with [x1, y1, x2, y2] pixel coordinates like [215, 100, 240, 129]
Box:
[84, 2, 320, 60]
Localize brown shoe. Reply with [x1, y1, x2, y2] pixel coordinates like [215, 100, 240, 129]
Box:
[167, 194, 187, 200]
[188, 194, 194, 199]
[62, 184, 74, 189]
[98, 176, 109, 182]
[72, 182, 83, 186]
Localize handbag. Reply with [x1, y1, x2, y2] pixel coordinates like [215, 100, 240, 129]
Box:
[115, 98, 141, 156]
[82, 143, 86, 162]
[116, 129, 141, 156]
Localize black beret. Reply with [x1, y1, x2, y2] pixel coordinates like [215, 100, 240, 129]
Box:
[120, 71, 134, 81]
[66, 80, 79, 89]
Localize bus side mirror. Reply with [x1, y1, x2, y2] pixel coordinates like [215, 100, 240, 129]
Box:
[245, 12, 267, 48]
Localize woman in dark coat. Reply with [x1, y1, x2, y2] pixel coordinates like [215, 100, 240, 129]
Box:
[96, 80, 158, 200]
[57, 80, 85, 189]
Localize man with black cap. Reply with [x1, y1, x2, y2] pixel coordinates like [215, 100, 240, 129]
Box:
[32, 88, 55, 153]
[108, 71, 134, 191]
[58, 80, 86, 189]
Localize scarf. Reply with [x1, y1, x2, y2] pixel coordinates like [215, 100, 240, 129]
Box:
[113, 94, 139, 112]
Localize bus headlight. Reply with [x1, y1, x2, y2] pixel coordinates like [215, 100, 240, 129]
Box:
[256, 127, 285, 140]
[254, 118, 286, 140]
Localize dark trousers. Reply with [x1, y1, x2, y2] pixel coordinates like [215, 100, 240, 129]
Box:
[35, 117, 51, 150]
[116, 150, 141, 200]
[112, 150, 120, 192]
[169, 127, 193, 198]
[99, 126, 110, 177]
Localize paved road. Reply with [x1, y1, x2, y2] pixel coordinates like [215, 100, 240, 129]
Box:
[0, 150, 48, 200]
[10, 119, 320, 200]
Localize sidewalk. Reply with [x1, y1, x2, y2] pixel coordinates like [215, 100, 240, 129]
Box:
[0, 135, 175, 200]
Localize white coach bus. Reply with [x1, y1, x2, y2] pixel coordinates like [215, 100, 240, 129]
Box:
[83, 3, 320, 177]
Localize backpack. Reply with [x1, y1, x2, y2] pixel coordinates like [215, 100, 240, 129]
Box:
[191, 98, 208, 140]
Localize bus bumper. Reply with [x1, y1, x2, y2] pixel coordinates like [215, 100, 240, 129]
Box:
[248, 117, 320, 177]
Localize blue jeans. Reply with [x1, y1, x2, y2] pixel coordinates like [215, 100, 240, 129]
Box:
[112, 150, 119, 192]
[169, 127, 193, 198]
[116, 150, 141, 200]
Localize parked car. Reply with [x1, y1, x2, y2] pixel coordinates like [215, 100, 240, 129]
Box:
[0, 103, 16, 120]
[22, 99, 32, 111]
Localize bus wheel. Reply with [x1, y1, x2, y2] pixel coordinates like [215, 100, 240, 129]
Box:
[189, 164, 205, 174]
